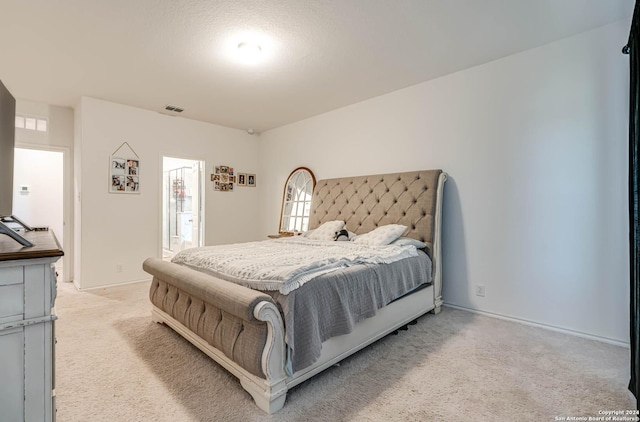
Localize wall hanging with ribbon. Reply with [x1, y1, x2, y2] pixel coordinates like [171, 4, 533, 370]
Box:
[109, 141, 140, 194]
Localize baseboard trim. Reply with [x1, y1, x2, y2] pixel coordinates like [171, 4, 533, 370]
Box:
[73, 278, 152, 292]
[67, 280, 629, 348]
[444, 303, 630, 349]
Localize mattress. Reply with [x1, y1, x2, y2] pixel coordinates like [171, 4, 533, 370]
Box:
[171, 237, 419, 294]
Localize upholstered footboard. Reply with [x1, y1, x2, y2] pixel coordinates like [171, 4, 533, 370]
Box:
[142, 258, 289, 413]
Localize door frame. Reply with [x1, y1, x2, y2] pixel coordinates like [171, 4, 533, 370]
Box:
[158, 153, 205, 259]
[14, 143, 71, 282]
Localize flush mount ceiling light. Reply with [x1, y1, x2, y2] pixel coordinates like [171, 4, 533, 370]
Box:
[220, 31, 274, 66]
[236, 41, 262, 64]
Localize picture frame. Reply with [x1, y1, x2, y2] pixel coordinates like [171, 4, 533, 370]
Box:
[238, 173, 247, 186]
[109, 142, 140, 194]
[109, 156, 140, 193]
[247, 174, 256, 187]
[213, 165, 234, 192]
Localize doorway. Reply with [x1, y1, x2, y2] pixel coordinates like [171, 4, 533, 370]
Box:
[162, 156, 204, 260]
[13, 147, 65, 278]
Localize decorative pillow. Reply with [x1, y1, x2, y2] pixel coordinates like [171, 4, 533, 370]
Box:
[334, 229, 350, 241]
[390, 237, 427, 249]
[334, 230, 358, 241]
[353, 224, 407, 246]
[307, 220, 346, 241]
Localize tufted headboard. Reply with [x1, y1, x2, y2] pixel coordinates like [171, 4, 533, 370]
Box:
[309, 169, 445, 261]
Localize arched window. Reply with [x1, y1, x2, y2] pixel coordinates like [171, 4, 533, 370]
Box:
[279, 167, 316, 234]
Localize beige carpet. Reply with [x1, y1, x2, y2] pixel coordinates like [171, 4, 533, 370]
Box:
[54, 280, 635, 422]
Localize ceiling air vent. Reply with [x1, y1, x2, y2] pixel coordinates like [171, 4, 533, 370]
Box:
[164, 104, 184, 113]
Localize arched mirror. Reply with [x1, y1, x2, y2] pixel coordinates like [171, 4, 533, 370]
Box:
[279, 167, 316, 234]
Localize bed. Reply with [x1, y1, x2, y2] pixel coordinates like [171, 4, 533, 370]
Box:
[142, 169, 447, 413]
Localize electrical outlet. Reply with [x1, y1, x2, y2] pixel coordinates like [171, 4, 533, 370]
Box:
[475, 284, 486, 297]
[116, 264, 123, 273]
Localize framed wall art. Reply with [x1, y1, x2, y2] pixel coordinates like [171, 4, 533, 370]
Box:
[212, 165, 235, 192]
[109, 142, 140, 194]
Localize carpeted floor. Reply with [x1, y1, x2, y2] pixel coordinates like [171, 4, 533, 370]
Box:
[54, 280, 635, 422]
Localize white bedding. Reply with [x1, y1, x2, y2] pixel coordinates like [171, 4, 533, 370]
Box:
[171, 237, 419, 294]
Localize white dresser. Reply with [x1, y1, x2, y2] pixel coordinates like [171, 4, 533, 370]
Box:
[0, 230, 63, 422]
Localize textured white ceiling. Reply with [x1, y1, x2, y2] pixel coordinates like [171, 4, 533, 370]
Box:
[0, 0, 633, 132]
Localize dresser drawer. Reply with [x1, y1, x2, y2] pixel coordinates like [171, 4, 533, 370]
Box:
[0, 266, 23, 319]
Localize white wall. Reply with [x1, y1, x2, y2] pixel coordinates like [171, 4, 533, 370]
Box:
[16, 101, 73, 144]
[259, 20, 630, 344]
[74, 97, 261, 289]
[12, 148, 63, 239]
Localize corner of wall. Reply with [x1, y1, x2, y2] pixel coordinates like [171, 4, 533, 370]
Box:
[73, 100, 83, 286]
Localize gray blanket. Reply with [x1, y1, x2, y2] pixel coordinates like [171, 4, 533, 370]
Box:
[265, 252, 432, 374]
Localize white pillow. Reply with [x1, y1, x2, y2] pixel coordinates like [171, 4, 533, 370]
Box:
[390, 237, 427, 249]
[307, 220, 346, 241]
[353, 224, 407, 246]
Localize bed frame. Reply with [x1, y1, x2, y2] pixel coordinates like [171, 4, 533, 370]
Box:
[142, 169, 447, 413]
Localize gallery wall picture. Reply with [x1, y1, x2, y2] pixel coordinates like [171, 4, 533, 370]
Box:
[212, 165, 235, 191]
[247, 174, 256, 187]
[109, 142, 140, 194]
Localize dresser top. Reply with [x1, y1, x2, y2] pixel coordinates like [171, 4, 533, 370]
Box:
[0, 230, 64, 261]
